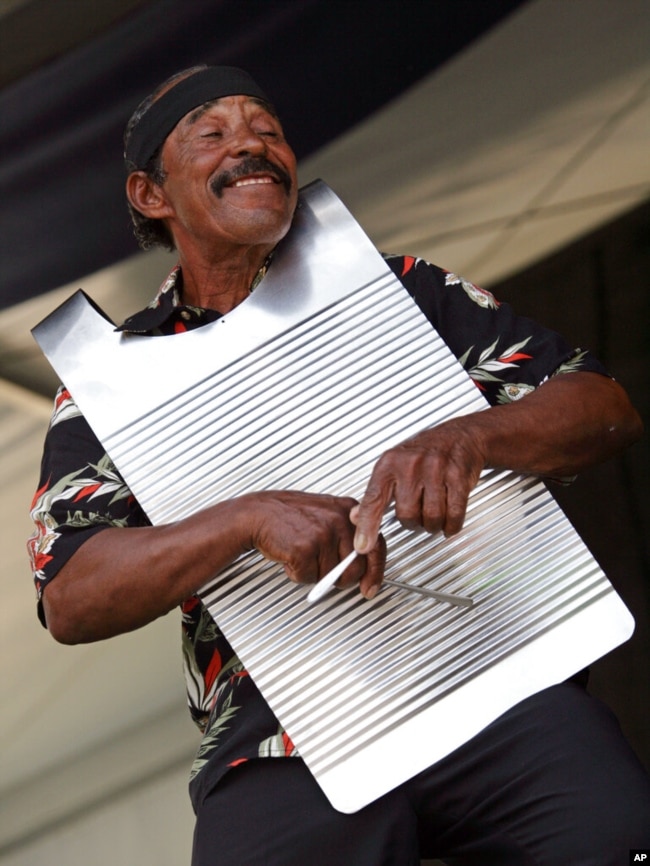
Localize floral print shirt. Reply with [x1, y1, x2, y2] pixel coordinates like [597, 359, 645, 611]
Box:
[27, 255, 607, 810]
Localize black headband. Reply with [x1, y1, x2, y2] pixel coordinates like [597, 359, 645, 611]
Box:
[124, 66, 270, 170]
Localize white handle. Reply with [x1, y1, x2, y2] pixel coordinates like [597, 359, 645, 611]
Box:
[307, 550, 358, 603]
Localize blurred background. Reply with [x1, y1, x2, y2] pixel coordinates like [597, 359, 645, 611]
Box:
[1, 1, 648, 863]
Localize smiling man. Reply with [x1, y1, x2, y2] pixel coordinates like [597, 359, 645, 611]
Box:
[28, 65, 650, 865]
[125, 67, 299, 314]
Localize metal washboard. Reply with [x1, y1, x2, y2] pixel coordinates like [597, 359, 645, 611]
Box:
[33, 181, 633, 813]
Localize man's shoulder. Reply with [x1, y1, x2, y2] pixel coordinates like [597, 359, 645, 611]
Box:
[382, 252, 447, 282]
[382, 253, 446, 286]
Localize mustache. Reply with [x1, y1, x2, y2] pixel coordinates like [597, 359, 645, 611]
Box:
[210, 157, 293, 198]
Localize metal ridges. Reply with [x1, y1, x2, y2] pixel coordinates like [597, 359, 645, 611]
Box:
[105, 272, 481, 523]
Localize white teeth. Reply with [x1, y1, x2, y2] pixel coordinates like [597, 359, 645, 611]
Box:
[232, 176, 274, 187]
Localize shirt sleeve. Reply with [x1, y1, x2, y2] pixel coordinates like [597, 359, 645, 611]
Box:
[27, 386, 149, 624]
[385, 254, 609, 407]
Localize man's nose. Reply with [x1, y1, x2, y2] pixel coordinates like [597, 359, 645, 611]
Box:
[229, 124, 267, 157]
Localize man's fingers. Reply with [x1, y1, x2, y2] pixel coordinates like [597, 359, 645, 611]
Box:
[352, 477, 394, 554]
[440, 481, 471, 537]
[306, 533, 387, 603]
[393, 475, 432, 531]
[358, 534, 387, 599]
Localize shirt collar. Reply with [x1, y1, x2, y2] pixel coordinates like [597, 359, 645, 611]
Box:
[115, 266, 189, 334]
[116, 257, 273, 335]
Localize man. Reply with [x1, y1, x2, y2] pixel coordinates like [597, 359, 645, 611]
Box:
[29, 65, 649, 865]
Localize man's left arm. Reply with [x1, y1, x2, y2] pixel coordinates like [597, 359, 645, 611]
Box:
[352, 372, 642, 598]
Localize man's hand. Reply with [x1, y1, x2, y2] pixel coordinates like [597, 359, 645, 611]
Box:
[244, 490, 386, 599]
[351, 419, 487, 556]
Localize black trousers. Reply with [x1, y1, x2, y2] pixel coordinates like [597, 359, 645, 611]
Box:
[192, 682, 650, 866]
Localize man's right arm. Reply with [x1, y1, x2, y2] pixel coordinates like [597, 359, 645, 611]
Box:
[42, 489, 384, 644]
[30, 390, 384, 645]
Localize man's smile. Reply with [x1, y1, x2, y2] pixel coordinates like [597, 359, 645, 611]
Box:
[230, 175, 277, 188]
[210, 156, 292, 198]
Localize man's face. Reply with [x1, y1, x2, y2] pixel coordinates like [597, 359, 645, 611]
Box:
[155, 94, 298, 256]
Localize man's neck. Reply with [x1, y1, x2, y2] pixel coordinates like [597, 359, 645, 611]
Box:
[177, 246, 273, 313]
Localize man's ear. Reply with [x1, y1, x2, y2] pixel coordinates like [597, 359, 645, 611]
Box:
[126, 171, 173, 219]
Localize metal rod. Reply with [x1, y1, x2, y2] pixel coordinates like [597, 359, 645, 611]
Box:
[383, 578, 474, 608]
[307, 550, 473, 608]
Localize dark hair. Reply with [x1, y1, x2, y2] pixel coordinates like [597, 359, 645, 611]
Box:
[123, 65, 207, 251]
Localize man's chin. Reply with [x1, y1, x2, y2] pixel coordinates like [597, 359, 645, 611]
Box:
[217, 205, 295, 247]
[224, 186, 296, 221]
